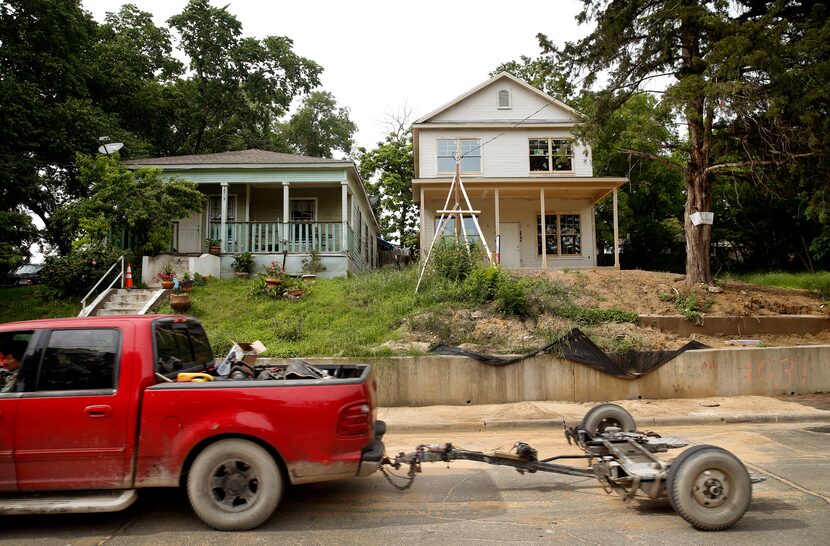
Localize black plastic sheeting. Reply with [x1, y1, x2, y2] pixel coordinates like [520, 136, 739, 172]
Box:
[429, 328, 709, 379]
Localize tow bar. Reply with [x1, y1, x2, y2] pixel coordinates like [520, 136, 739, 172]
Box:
[380, 403, 765, 531]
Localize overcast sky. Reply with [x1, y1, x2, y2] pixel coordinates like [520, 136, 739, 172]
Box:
[81, 0, 589, 152]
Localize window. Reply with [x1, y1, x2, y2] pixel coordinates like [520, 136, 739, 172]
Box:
[290, 199, 316, 222]
[437, 138, 481, 174]
[537, 214, 581, 256]
[154, 321, 214, 378]
[498, 89, 511, 109]
[38, 329, 120, 391]
[209, 195, 236, 221]
[529, 138, 572, 172]
[435, 216, 481, 244]
[0, 330, 33, 393]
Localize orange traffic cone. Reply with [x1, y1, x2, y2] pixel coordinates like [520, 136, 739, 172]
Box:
[125, 262, 134, 289]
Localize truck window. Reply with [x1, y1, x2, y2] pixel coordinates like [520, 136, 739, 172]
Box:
[0, 330, 33, 393]
[37, 329, 120, 392]
[155, 322, 214, 378]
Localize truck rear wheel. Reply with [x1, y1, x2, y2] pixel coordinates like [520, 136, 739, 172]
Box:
[187, 439, 282, 531]
[580, 403, 637, 434]
[666, 445, 751, 531]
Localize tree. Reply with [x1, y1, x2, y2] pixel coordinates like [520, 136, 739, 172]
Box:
[281, 91, 357, 158]
[546, 1, 824, 284]
[357, 111, 417, 248]
[167, 0, 322, 154]
[63, 154, 205, 255]
[0, 211, 37, 277]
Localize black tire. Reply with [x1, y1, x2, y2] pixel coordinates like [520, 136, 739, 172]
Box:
[580, 403, 637, 433]
[666, 445, 752, 531]
[187, 439, 282, 531]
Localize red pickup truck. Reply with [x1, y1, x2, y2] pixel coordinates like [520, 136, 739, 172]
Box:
[0, 315, 385, 530]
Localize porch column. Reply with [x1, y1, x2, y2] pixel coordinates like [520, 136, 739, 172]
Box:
[613, 187, 620, 269]
[341, 180, 349, 253]
[220, 182, 228, 252]
[245, 184, 250, 221]
[494, 188, 500, 264]
[419, 186, 425, 259]
[282, 182, 290, 251]
[540, 187, 547, 269]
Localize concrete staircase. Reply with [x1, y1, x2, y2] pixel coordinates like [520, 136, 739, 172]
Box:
[92, 289, 164, 316]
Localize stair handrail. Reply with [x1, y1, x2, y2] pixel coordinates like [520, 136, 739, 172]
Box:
[80, 254, 125, 316]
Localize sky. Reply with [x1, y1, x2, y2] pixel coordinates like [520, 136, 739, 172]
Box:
[81, 0, 590, 151]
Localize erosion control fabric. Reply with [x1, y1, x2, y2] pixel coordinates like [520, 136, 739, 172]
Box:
[429, 328, 709, 378]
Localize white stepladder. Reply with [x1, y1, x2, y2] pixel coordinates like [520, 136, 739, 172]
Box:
[415, 155, 493, 293]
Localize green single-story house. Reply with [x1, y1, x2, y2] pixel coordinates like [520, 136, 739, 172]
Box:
[123, 149, 381, 281]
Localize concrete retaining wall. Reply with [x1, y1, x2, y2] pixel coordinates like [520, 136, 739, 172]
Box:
[640, 314, 830, 336]
[260, 345, 830, 406]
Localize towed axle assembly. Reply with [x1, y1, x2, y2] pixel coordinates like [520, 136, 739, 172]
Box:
[381, 403, 765, 531]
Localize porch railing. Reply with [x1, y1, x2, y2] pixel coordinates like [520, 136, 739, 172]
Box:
[208, 222, 343, 254]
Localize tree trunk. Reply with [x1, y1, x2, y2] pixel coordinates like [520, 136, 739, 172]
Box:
[684, 167, 713, 285]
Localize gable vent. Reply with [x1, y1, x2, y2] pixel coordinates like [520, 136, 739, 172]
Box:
[498, 89, 511, 109]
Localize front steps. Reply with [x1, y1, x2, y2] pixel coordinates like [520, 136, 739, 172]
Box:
[90, 288, 165, 316]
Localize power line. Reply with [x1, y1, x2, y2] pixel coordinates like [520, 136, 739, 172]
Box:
[456, 102, 552, 159]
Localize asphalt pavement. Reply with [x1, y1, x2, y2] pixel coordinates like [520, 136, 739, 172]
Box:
[2, 420, 829, 545]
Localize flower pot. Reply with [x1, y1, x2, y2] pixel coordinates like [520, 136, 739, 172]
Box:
[170, 293, 191, 312]
[285, 288, 304, 300]
[180, 280, 194, 293]
[161, 280, 174, 289]
[265, 277, 283, 290]
[301, 274, 317, 283]
[208, 245, 221, 256]
[234, 272, 250, 279]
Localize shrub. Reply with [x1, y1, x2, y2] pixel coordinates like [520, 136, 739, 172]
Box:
[495, 279, 529, 317]
[41, 246, 133, 297]
[231, 251, 254, 273]
[430, 238, 480, 283]
[302, 249, 327, 274]
[463, 265, 508, 304]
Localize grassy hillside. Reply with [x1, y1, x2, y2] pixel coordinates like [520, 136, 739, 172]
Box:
[719, 271, 830, 298]
[0, 286, 79, 324]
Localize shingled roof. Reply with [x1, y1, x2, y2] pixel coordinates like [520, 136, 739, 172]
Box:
[122, 148, 348, 166]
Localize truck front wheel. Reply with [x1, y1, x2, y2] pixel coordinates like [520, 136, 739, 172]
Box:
[187, 439, 283, 531]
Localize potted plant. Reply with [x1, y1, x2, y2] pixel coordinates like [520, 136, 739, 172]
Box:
[301, 248, 326, 282]
[263, 260, 286, 290]
[206, 237, 222, 256]
[169, 286, 191, 312]
[232, 251, 254, 279]
[157, 263, 175, 289]
[284, 278, 306, 300]
[179, 272, 194, 293]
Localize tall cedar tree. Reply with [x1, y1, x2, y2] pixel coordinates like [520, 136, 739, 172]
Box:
[546, 0, 822, 284]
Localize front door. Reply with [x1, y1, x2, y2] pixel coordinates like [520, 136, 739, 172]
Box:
[14, 328, 131, 491]
[499, 223, 521, 268]
[177, 212, 202, 253]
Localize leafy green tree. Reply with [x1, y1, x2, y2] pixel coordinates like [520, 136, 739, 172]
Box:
[63, 154, 205, 255]
[0, 211, 38, 277]
[357, 116, 417, 249]
[167, 0, 322, 154]
[545, 1, 825, 284]
[281, 91, 357, 158]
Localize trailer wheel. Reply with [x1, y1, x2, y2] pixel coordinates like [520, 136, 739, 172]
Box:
[187, 439, 283, 531]
[580, 403, 636, 433]
[666, 445, 751, 531]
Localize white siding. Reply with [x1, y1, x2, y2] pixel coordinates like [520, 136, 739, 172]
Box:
[433, 81, 576, 123]
[419, 128, 593, 178]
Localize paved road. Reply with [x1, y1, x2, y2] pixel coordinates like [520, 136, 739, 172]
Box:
[2, 422, 829, 545]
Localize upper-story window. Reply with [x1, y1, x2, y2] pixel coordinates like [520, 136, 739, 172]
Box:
[498, 89, 511, 109]
[529, 138, 572, 172]
[437, 138, 481, 174]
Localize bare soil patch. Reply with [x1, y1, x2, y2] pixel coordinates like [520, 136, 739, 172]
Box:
[399, 269, 830, 353]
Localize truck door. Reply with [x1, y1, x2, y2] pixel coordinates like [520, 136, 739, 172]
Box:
[0, 329, 37, 492]
[14, 328, 131, 491]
